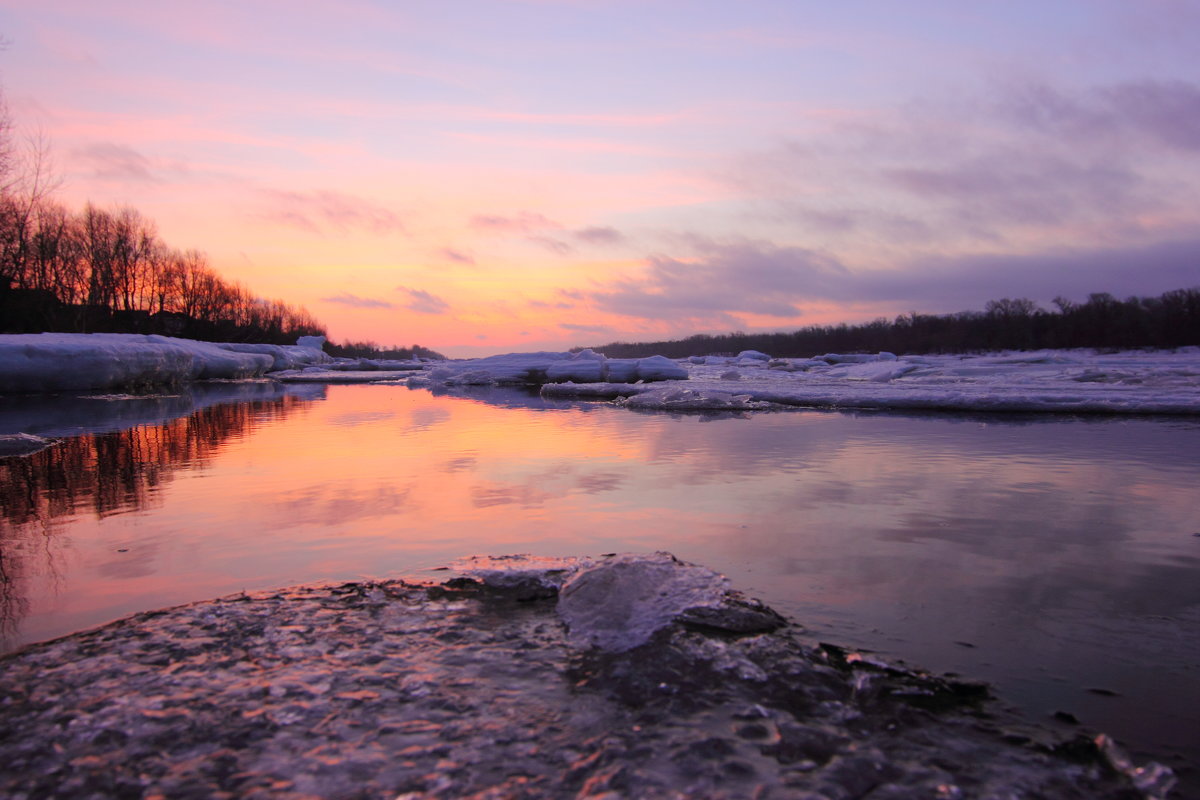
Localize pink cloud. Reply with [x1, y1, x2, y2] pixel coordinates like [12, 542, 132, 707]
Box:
[323, 292, 394, 309]
[469, 211, 561, 234]
[397, 287, 450, 315]
[257, 189, 404, 235]
[438, 247, 475, 264]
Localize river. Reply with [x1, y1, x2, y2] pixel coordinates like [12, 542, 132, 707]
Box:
[2, 381, 1197, 793]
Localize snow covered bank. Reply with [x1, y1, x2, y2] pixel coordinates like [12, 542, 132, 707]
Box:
[544, 348, 1200, 415]
[0, 333, 329, 393]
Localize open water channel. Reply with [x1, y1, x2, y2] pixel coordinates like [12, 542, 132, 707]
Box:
[2, 381, 1198, 794]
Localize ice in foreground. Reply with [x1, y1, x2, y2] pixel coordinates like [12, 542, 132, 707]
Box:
[0, 553, 1172, 799]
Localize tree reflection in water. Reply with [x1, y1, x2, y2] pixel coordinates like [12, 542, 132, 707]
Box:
[0, 392, 315, 643]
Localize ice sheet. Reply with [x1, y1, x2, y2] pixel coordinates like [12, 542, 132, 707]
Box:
[546, 349, 1200, 414]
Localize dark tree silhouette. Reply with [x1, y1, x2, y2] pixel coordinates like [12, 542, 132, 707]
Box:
[586, 287, 1200, 358]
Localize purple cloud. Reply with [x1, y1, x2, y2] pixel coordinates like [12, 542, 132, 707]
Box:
[868, 236, 1200, 311]
[560, 322, 613, 333]
[397, 287, 449, 314]
[577, 233, 1200, 325]
[438, 247, 475, 264]
[72, 143, 161, 183]
[882, 152, 1142, 229]
[999, 79, 1200, 153]
[322, 292, 394, 309]
[527, 235, 574, 255]
[572, 226, 625, 245]
[730, 77, 1199, 249]
[587, 239, 847, 322]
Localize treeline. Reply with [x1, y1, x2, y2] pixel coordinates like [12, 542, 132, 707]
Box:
[0, 199, 326, 344]
[0, 90, 325, 343]
[589, 288, 1200, 359]
[325, 339, 446, 361]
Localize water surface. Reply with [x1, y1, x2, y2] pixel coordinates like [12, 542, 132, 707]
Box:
[2, 383, 1197, 788]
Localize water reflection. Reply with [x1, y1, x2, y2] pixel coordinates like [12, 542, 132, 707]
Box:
[0, 387, 317, 641]
[0, 383, 1196, 790]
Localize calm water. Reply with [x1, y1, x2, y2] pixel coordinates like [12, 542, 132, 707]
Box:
[2, 383, 1198, 788]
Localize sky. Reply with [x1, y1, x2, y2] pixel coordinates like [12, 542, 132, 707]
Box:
[1, 0, 1198, 357]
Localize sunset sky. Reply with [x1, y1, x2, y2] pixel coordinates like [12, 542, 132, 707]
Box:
[2, 1, 1198, 356]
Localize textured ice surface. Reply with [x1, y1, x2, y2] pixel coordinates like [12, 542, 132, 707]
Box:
[213, 342, 331, 371]
[273, 368, 427, 383]
[545, 348, 1200, 414]
[405, 349, 689, 387]
[614, 386, 776, 411]
[0, 553, 1172, 799]
[558, 552, 733, 651]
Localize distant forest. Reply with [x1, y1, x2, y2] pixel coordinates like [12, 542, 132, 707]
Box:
[588, 288, 1200, 359]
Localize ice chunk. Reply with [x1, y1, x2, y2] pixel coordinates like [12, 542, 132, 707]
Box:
[545, 349, 606, 383]
[216, 342, 331, 371]
[557, 553, 731, 652]
[295, 335, 326, 350]
[602, 358, 640, 382]
[737, 350, 771, 361]
[634, 355, 688, 381]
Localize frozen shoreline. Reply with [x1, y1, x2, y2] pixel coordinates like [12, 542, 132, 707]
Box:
[0, 553, 1173, 799]
[1, 333, 1198, 416]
